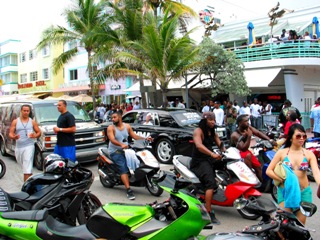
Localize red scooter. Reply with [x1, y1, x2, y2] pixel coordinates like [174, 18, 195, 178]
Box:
[172, 147, 262, 220]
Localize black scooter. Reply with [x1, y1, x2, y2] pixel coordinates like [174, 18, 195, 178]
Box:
[2, 155, 101, 226]
[207, 197, 317, 240]
[97, 139, 165, 196]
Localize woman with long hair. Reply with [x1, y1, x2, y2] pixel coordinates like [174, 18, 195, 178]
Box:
[266, 124, 320, 224]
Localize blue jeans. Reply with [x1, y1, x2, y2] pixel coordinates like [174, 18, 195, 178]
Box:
[252, 116, 262, 130]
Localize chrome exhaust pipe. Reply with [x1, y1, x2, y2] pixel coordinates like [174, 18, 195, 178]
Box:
[98, 169, 107, 178]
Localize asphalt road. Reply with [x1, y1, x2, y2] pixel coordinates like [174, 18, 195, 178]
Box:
[1, 154, 320, 239]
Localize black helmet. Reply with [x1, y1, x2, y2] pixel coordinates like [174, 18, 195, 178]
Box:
[43, 154, 66, 174]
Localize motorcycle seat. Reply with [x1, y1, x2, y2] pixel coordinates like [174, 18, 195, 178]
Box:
[2, 209, 48, 221]
[8, 191, 30, 201]
[37, 215, 96, 239]
[101, 148, 112, 159]
[177, 156, 192, 169]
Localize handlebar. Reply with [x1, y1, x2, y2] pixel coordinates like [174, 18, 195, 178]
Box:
[281, 221, 308, 236]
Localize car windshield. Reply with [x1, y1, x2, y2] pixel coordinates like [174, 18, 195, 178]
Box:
[171, 111, 201, 127]
[34, 102, 91, 124]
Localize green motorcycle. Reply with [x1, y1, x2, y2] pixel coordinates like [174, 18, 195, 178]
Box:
[0, 174, 211, 240]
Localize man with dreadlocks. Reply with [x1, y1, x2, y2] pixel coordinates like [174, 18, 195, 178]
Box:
[190, 112, 226, 224]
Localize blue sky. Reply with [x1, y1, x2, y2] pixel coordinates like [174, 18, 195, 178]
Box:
[0, 0, 319, 45]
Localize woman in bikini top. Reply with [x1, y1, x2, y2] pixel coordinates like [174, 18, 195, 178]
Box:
[283, 148, 309, 171]
[266, 124, 320, 225]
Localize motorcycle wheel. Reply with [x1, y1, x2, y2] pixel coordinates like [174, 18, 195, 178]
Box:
[0, 159, 6, 179]
[271, 185, 278, 202]
[77, 193, 102, 225]
[99, 175, 115, 188]
[146, 176, 164, 196]
[237, 196, 261, 220]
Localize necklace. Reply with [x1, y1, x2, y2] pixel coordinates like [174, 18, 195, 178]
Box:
[20, 118, 30, 136]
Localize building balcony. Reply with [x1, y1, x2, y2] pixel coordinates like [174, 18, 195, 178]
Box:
[232, 40, 320, 63]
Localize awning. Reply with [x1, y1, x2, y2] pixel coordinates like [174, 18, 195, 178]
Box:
[52, 85, 105, 93]
[123, 79, 186, 92]
[244, 68, 281, 87]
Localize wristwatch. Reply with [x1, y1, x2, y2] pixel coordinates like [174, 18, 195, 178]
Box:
[60, 128, 62, 132]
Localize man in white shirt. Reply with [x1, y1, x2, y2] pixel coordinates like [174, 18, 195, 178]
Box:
[201, 100, 210, 113]
[250, 98, 262, 130]
[239, 101, 251, 124]
[175, 98, 185, 108]
[213, 101, 224, 126]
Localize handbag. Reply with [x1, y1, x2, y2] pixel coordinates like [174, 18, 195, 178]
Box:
[274, 159, 286, 186]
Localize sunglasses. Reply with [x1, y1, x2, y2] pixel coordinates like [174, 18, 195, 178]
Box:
[295, 134, 307, 140]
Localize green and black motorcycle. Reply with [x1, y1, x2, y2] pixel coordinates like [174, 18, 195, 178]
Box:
[0, 174, 212, 240]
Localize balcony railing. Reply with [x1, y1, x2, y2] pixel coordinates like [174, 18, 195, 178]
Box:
[229, 40, 320, 62]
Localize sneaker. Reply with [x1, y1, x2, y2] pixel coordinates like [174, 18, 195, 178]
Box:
[127, 189, 135, 200]
[209, 212, 221, 225]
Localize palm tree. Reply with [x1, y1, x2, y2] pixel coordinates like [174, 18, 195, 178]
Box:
[117, 9, 199, 105]
[37, 0, 109, 111]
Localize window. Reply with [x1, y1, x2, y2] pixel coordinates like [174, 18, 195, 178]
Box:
[30, 71, 38, 82]
[29, 49, 36, 60]
[20, 74, 27, 83]
[42, 45, 50, 56]
[19, 52, 26, 62]
[70, 69, 78, 81]
[42, 68, 49, 79]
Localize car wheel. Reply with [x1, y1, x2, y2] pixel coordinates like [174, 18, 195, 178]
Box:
[0, 138, 8, 156]
[34, 148, 44, 170]
[155, 138, 175, 164]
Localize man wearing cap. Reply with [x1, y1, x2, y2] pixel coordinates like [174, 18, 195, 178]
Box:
[230, 114, 273, 182]
[190, 111, 226, 224]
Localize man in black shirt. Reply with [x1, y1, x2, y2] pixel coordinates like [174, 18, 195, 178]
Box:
[190, 112, 225, 224]
[53, 100, 76, 162]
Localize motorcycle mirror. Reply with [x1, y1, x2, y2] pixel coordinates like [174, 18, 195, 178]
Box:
[233, 198, 248, 210]
[300, 202, 317, 217]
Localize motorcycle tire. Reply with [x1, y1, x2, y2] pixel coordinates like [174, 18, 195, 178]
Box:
[99, 175, 115, 188]
[237, 196, 261, 220]
[77, 193, 102, 225]
[0, 159, 6, 179]
[146, 176, 164, 197]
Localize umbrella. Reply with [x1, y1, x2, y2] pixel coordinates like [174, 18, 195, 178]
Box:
[71, 94, 93, 103]
[58, 95, 73, 100]
[312, 16, 320, 38]
[247, 22, 256, 46]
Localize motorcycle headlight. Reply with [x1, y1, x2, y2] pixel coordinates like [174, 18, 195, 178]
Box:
[197, 204, 211, 221]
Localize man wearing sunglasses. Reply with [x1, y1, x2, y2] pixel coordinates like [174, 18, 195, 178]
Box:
[230, 114, 273, 182]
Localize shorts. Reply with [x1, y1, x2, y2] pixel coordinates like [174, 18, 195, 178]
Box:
[277, 185, 312, 205]
[110, 151, 129, 175]
[15, 145, 35, 174]
[240, 150, 261, 168]
[54, 145, 76, 162]
[191, 159, 219, 191]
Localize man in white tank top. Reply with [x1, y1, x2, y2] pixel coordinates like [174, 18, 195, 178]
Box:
[9, 105, 41, 182]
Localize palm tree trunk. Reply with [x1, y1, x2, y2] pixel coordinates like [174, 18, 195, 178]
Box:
[139, 74, 147, 108]
[88, 51, 96, 111]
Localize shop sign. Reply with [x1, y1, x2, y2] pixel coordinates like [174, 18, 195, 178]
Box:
[111, 85, 121, 90]
[18, 83, 33, 89]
